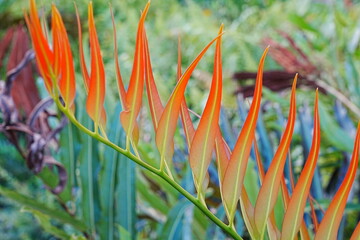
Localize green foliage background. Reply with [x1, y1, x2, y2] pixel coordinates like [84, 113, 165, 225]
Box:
[1, 0, 360, 239]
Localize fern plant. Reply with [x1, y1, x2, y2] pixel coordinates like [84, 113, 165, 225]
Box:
[22, 0, 360, 239]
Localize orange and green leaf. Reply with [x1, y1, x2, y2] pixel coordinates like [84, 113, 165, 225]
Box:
[253, 141, 281, 240]
[254, 75, 297, 237]
[221, 47, 269, 224]
[155, 33, 223, 170]
[25, 0, 54, 94]
[85, 2, 106, 129]
[51, 5, 76, 109]
[120, 2, 150, 141]
[177, 36, 211, 190]
[189, 25, 223, 199]
[281, 90, 320, 240]
[315, 121, 360, 240]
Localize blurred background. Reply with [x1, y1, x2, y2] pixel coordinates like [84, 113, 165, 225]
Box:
[1, 0, 360, 239]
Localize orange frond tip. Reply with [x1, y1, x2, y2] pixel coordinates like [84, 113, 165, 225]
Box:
[86, 1, 107, 129]
[219, 23, 224, 31]
[51, 4, 76, 109]
[293, 73, 298, 86]
[26, 0, 54, 95]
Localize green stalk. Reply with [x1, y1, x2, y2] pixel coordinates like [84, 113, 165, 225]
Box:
[54, 97, 242, 240]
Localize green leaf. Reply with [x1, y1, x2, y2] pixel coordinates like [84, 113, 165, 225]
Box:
[37, 165, 71, 202]
[159, 199, 190, 240]
[0, 186, 87, 232]
[115, 224, 131, 240]
[288, 14, 318, 33]
[116, 133, 136, 239]
[319, 103, 353, 152]
[58, 122, 81, 201]
[99, 104, 123, 240]
[78, 115, 101, 236]
[21, 207, 70, 239]
[137, 174, 169, 215]
[70, 235, 87, 240]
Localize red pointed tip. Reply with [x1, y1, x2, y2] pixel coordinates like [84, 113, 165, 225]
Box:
[88, 1, 93, 16]
[141, 1, 151, 19]
[292, 74, 298, 88]
[219, 24, 224, 32]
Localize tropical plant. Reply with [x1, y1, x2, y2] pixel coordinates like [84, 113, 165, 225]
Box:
[1, 0, 360, 239]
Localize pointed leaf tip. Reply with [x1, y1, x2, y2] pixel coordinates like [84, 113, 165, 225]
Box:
[86, 1, 107, 128]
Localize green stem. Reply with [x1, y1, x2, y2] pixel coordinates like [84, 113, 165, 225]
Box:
[54, 98, 242, 240]
[159, 172, 242, 240]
